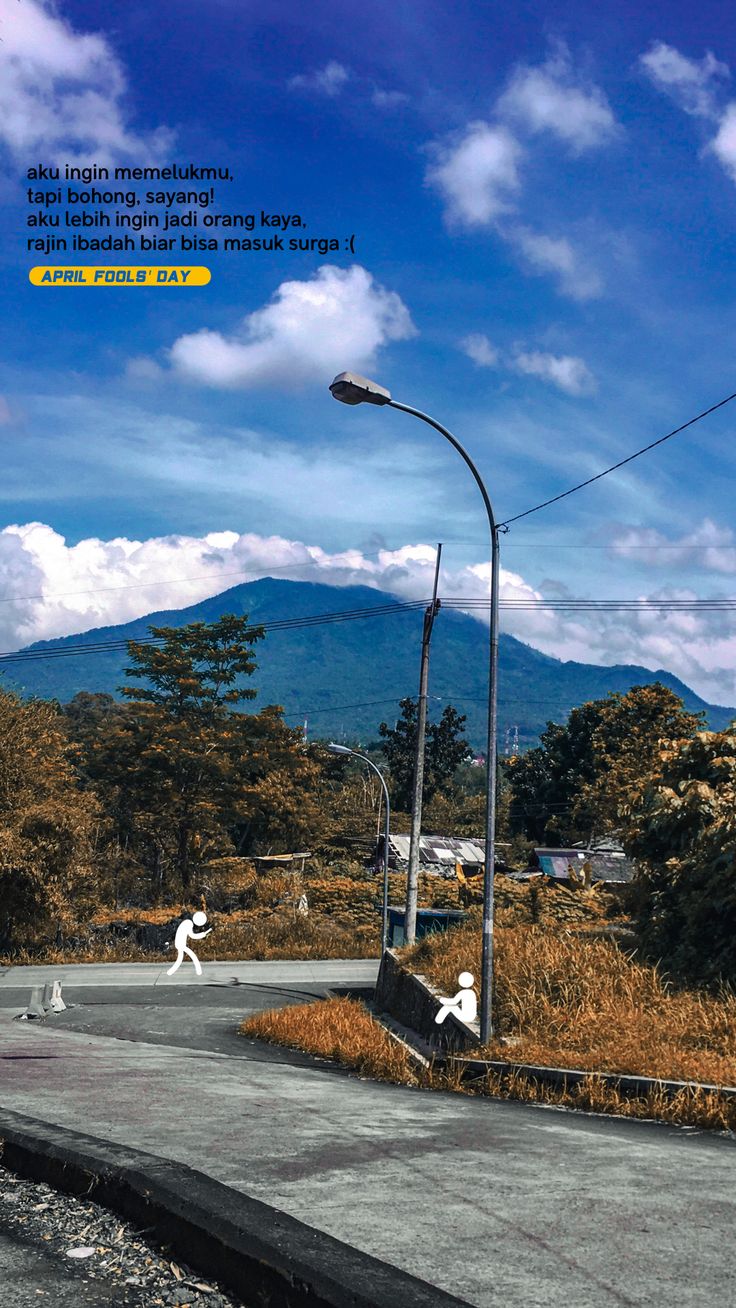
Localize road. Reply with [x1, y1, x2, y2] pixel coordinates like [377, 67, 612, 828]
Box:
[1, 960, 734, 1308]
[0, 1227, 132, 1306]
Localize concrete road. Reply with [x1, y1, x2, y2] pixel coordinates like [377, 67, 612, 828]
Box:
[0, 961, 734, 1308]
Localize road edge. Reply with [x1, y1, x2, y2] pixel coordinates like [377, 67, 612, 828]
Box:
[0, 1106, 470, 1308]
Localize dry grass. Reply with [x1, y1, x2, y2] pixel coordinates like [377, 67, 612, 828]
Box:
[406, 918, 736, 1087]
[240, 995, 736, 1132]
[240, 996, 418, 1084]
[0, 868, 466, 965]
[476, 1069, 736, 1133]
[0, 908, 380, 966]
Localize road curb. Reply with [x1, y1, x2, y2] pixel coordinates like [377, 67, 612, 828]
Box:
[0, 1107, 470, 1308]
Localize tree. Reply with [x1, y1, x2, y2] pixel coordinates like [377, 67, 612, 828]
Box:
[624, 728, 736, 986]
[89, 615, 265, 897]
[506, 701, 604, 845]
[0, 690, 99, 949]
[85, 615, 336, 899]
[378, 698, 472, 810]
[507, 684, 703, 845]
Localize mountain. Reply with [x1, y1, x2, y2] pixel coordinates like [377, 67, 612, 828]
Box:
[2, 578, 733, 748]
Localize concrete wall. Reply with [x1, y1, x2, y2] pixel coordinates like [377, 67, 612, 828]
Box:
[374, 949, 480, 1054]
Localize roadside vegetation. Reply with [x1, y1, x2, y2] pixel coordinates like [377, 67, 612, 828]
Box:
[242, 995, 416, 1083]
[242, 918, 736, 1132]
[407, 915, 736, 1087]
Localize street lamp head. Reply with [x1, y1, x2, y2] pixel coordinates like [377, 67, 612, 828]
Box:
[329, 372, 392, 406]
[327, 742, 352, 755]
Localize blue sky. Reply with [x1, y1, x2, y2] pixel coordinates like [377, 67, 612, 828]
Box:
[1, 0, 736, 705]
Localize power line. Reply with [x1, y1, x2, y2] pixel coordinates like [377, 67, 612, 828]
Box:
[0, 598, 428, 668]
[502, 542, 736, 550]
[2, 589, 735, 674]
[499, 389, 736, 528]
[444, 597, 736, 611]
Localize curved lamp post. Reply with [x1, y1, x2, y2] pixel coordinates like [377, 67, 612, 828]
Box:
[329, 372, 499, 1042]
[327, 742, 391, 952]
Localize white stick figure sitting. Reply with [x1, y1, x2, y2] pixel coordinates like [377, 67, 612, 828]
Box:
[435, 971, 478, 1025]
[167, 911, 212, 976]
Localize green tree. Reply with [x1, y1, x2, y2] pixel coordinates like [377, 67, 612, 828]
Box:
[624, 727, 736, 985]
[508, 684, 703, 845]
[89, 615, 264, 896]
[378, 698, 472, 810]
[507, 701, 604, 844]
[86, 615, 336, 899]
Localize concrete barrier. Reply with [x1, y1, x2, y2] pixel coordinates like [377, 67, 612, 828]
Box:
[15, 985, 47, 1020]
[374, 950, 479, 1053]
[0, 1107, 472, 1308]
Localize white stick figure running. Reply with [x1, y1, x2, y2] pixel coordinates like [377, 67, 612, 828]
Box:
[167, 911, 212, 976]
[435, 971, 477, 1025]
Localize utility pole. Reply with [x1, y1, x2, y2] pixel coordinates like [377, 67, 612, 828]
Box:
[404, 544, 442, 945]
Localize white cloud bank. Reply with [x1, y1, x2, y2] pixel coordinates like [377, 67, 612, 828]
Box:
[0, 0, 171, 164]
[0, 522, 733, 707]
[167, 265, 416, 389]
[609, 518, 736, 573]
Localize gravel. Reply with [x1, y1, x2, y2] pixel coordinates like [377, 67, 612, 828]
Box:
[0, 1163, 251, 1307]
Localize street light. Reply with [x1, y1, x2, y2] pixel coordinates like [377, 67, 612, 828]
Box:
[326, 742, 391, 952]
[329, 371, 500, 1042]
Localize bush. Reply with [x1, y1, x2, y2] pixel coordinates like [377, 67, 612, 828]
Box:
[625, 729, 736, 986]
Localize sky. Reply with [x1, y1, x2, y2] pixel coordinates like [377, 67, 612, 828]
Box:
[1, 0, 736, 707]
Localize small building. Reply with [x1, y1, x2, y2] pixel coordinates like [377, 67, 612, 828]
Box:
[373, 834, 487, 879]
[531, 841, 634, 886]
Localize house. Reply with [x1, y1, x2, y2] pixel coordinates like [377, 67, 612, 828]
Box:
[373, 834, 489, 879]
[530, 840, 634, 886]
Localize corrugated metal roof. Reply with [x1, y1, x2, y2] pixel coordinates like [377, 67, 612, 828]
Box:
[386, 834, 486, 865]
[534, 848, 634, 884]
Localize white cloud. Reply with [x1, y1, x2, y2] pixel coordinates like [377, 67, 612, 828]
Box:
[709, 102, 736, 182]
[371, 88, 409, 109]
[0, 523, 732, 706]
[424, 47, 616, 298]
[289, 61, 350, 96]
[508, 226, 601, 300]
[166, 264, 416, 390]
[498, 46, 619, 152]
[512, 350, 596, 396]
[638, 42, 736, 186]
[639, 42, 728, 119]
[459, 333, 499, 367]
[0, 523, 538, 653]
[125, 356, 164, 384]
[0, 0, 172, 164]
[458, 335, 595, 395]
[425, 122, 522, 227]
[608, 518, 736, 573]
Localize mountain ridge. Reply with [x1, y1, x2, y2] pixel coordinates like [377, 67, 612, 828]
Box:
[4, 577, 732, 748]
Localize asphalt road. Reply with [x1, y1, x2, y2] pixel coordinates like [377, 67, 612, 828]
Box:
[0, 1227, 132, 1306]
[1, 961, 734, 1308]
